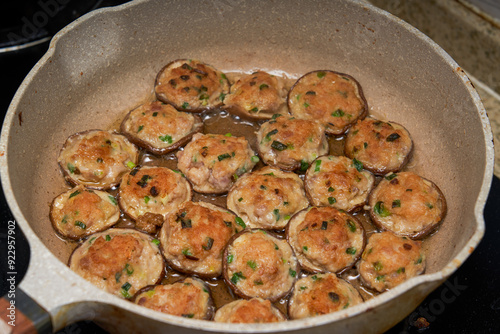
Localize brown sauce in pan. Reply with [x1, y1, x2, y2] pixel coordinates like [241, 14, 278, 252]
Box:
[62, 72, 411, 318]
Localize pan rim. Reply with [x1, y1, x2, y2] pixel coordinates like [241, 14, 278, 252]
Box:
[0, 0, 493, 331]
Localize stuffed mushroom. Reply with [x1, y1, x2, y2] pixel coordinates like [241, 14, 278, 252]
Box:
[344, 117, 413, 175]
[50, 185, 120, 240]
[359, 231, 425, 292]
[118, 166, 192, 234]
[223, 229, 299, 302]
[288, 273, 363, 320]
[133, 277, 214, 320]
[159, 201, 245, 278]
[304, 156, 375, 212]
[69, 228, 164, 299]
[176, 133, 258, 194]
[223, 71, 288, 120]
[286, 206, 365, 274]
[155, 59, 230, 112]
[57, 130, 139, 190]
[256, 115, 329, 171]
[287, 70, 367, 135]
[120, 101, 203, 155]
[227, 166, 309, 230]
[368, 172, 447, 239]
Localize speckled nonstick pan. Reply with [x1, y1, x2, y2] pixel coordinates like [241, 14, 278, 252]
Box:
[0, 0, 494, 333]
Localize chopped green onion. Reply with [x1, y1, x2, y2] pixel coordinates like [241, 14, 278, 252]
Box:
[67, 163, 76, 174]
[386, 133, 401, 142]
[227, 254, 234, 264]
[231, 271, 246, 284]
[346, 220, 356, 233]
[108, 196, 118, 205]
[392, 199, 401, 208]
[385, 173, 397, 181]
[125, 263, 134, 275]
[251, 155, 260, 163]
[152, 239, 160, 246]
[202, 237, 214, 251]
[314, 159, 322, 172]
[218, 153, 231, 161]
[289, 268, 297, 277]
[247, 260, 257, 270]
[328, 292, 340, 302]
[374, 201, 391, 217]
[331, 109, 345, 117]
[235, 217, 246, 229]
[373, 261, 383, 271]
[317, 71, 326, 78]
[105, 234, 111, 241]
[69, 190, 81, 199]
[265, 129, 278, 140]
[352, 158, 363, 171]
[271, 140, 288, 151]
[259, 83, 269, 90]
[126, 161, 136, 169]
[181, 102, 189, 109]
[346, 247, 357, 255]
[159, 135, 173, 144]
[74, 221, 86, 229]
[328, 197, 336, 205]
[299, 160, 309, 172]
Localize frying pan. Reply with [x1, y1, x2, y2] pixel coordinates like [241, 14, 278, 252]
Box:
[0, 0, 494, 333]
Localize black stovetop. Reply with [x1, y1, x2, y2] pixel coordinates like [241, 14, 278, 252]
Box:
[0, 2, 499, 333]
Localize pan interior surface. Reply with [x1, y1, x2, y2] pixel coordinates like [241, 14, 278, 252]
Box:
[1, 0, 490, 331]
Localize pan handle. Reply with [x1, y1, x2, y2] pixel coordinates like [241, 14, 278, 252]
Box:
[0, 288, 52, 334]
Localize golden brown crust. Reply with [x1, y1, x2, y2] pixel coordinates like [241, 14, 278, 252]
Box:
[286, 206, 366, 274]
[50, 185, 120, 240]
[155, 59, 230, 113]
[223, 71, 288, 120]
[288, 273, 363, 319]
[304, 156, 375, 212]
[132, 277, 215, 320]
[120, 101, 203, 155]
[176, 133, 258, 194]
[359, 232, 425, 292]
[214, 298, 287, 323]
[57, 130, 139, 190]
[344, 118, 413, 175]
[256, 115, 329, 171]
[68, 228, 164, 299]
[117, 166, 192, 227]
[159, 201, 243, 278]
[222, 229, 299, 302]
[287, 70, 368, 135]
[368, 172, 447, 239]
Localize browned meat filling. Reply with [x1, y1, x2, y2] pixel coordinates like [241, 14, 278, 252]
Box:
[359, 231, 425, 292]
[256, 115, 329, 171]
[155, 59, 230, 112]
[287, 70, 367, 135]
[224, 71, 288, 119]
[344, 118, 413, 175]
